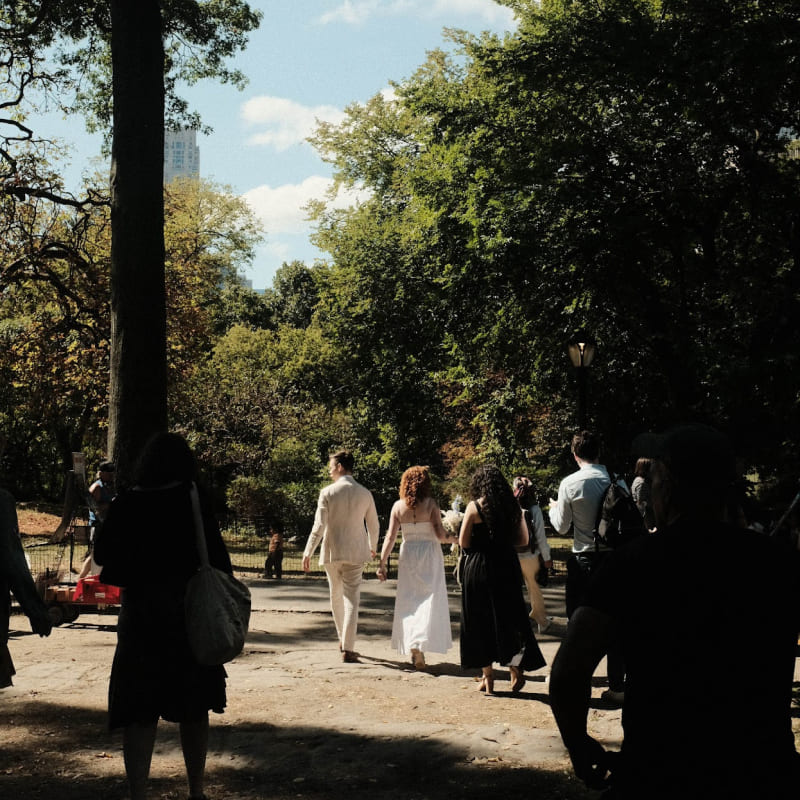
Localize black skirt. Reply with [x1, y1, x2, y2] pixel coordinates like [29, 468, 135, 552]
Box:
[108, 585, 226, 729]
[460, 545, 546, 671]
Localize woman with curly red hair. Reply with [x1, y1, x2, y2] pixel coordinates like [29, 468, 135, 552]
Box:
[377, 466, 457, 668]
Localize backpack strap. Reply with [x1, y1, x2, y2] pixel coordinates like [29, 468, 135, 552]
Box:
[593, 475, 615, 552]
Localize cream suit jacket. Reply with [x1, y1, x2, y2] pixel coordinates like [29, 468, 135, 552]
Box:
[303, 475, 379, 565]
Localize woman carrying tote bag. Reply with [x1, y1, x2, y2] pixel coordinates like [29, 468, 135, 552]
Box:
[94, 432, 233, 800]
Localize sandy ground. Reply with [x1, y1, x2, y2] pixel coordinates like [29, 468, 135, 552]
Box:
[2, 575, 798, 800]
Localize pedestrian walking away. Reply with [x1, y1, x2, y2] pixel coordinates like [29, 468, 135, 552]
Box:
[377, 465, 457, 669]
[459, 465, 546, 696]
[549, 430, 625, 704]
[302, 450, 379, 663]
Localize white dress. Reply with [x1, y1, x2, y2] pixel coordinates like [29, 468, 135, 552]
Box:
[390, 521, 453, 655]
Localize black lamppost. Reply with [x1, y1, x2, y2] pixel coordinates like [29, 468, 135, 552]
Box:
[567, 338, 596, 430]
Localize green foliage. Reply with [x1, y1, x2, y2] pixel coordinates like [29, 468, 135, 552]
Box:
[308, 0, 800, 492]
[26, 0, 264, 137]
[4, 0, 800, 520]
[0, 176, 262, 496]
[211, 282, 273, 334]
[264, 260, 322, 329]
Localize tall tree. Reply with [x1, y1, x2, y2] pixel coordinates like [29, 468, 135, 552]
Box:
[107, 0, 167, 480]
[0, 1, 261, 482]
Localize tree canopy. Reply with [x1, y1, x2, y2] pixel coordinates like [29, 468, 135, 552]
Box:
[310, 0, 800, 493]
[2, 0, 799, 529]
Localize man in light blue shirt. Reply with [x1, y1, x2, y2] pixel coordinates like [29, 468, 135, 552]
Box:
[549, 435, 610, 557]
[549, 431, 624, 704]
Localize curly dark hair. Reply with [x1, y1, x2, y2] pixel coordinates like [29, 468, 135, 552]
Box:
[469, 465, 521, 541]
[399, 466, 431, 508]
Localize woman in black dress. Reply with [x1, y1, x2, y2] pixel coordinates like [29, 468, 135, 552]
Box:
[459, 465, 545, 695]
[94, 433, 232, 800]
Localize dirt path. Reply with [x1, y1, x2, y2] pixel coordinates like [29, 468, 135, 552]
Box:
[2, 577, 795, 800]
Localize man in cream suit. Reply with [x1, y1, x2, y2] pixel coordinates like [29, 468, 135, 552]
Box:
[302, 451, 379, 662]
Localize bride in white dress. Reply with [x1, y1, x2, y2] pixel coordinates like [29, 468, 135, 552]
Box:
[377, 466, 457, 668]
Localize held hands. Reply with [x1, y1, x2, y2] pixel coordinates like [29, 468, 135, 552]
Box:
[302, 556, 311, 573]
[376, 563, 387, 582]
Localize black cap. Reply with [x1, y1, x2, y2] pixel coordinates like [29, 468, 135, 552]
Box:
[99, 461, 115, 473]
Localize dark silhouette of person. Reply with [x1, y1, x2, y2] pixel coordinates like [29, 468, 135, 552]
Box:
[264, 524, 284, 579]
[94, 432, 233, 800]
[549, 424, 800, 799]
[1, 487, 52, 687]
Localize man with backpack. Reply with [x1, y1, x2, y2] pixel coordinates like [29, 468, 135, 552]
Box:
[548, 430, 627, 703]
[549, 424, 800, 799]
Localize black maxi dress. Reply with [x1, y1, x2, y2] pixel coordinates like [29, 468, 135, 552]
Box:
[460, 509, 546, 671]
[94, 482, 232, 729]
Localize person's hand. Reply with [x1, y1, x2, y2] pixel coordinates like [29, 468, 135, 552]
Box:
[302, 556, 311, 573]
[568, 735, 613, 790]
[376, 563, 387, 582]
[370, 549, 377, 560]
[544, 560, 553, 570]
[31, 612, 53, 638]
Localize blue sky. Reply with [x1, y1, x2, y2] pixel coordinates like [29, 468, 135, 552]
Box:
[51, 1, 517, 291]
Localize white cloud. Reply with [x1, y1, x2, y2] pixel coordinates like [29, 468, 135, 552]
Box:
[318, 0, 515, 27]
[241, 96, 346, 151]
[318, 0, 382, 25]
[242, 176, 369, 236]
[430, 0, 516, 25]
[262, 240, 292, 265]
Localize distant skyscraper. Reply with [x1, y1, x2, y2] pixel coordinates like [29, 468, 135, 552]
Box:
[164, 128, 200, 183]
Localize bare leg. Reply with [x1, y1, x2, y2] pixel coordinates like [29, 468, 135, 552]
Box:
[519, 555, 549, 627]
[123, 721, 158, 800]
[180, 715, 209, 799]
[479, 665, 494, 695]
[77, 555, 94, 581]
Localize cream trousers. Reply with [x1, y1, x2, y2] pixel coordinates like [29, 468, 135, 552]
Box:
[323, 561, 364, 652]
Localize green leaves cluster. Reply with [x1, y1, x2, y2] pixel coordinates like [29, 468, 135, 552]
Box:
[308, 0, 800, 493]
[0, 175, 265, 497]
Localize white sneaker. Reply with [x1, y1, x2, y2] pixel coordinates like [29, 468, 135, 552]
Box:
[601, 689, 625, 705]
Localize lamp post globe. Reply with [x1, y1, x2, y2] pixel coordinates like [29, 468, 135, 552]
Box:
[567, 337, 596, 430]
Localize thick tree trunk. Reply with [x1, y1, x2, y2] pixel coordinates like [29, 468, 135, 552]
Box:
[108, 0, 167, 485]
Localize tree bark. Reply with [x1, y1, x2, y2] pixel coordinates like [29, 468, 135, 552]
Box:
[108, 0, 167, 485]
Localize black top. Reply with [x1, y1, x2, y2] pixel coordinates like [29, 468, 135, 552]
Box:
[95, 482, 232, 587]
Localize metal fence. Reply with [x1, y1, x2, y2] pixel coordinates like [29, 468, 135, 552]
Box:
[21, 522, 571, 583]
[222, 516, 571, 580]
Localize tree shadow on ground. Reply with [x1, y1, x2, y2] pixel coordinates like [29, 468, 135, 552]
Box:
[0, 699, 595, 800]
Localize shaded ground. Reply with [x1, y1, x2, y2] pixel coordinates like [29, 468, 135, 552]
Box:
[2, 576, 798, 800]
